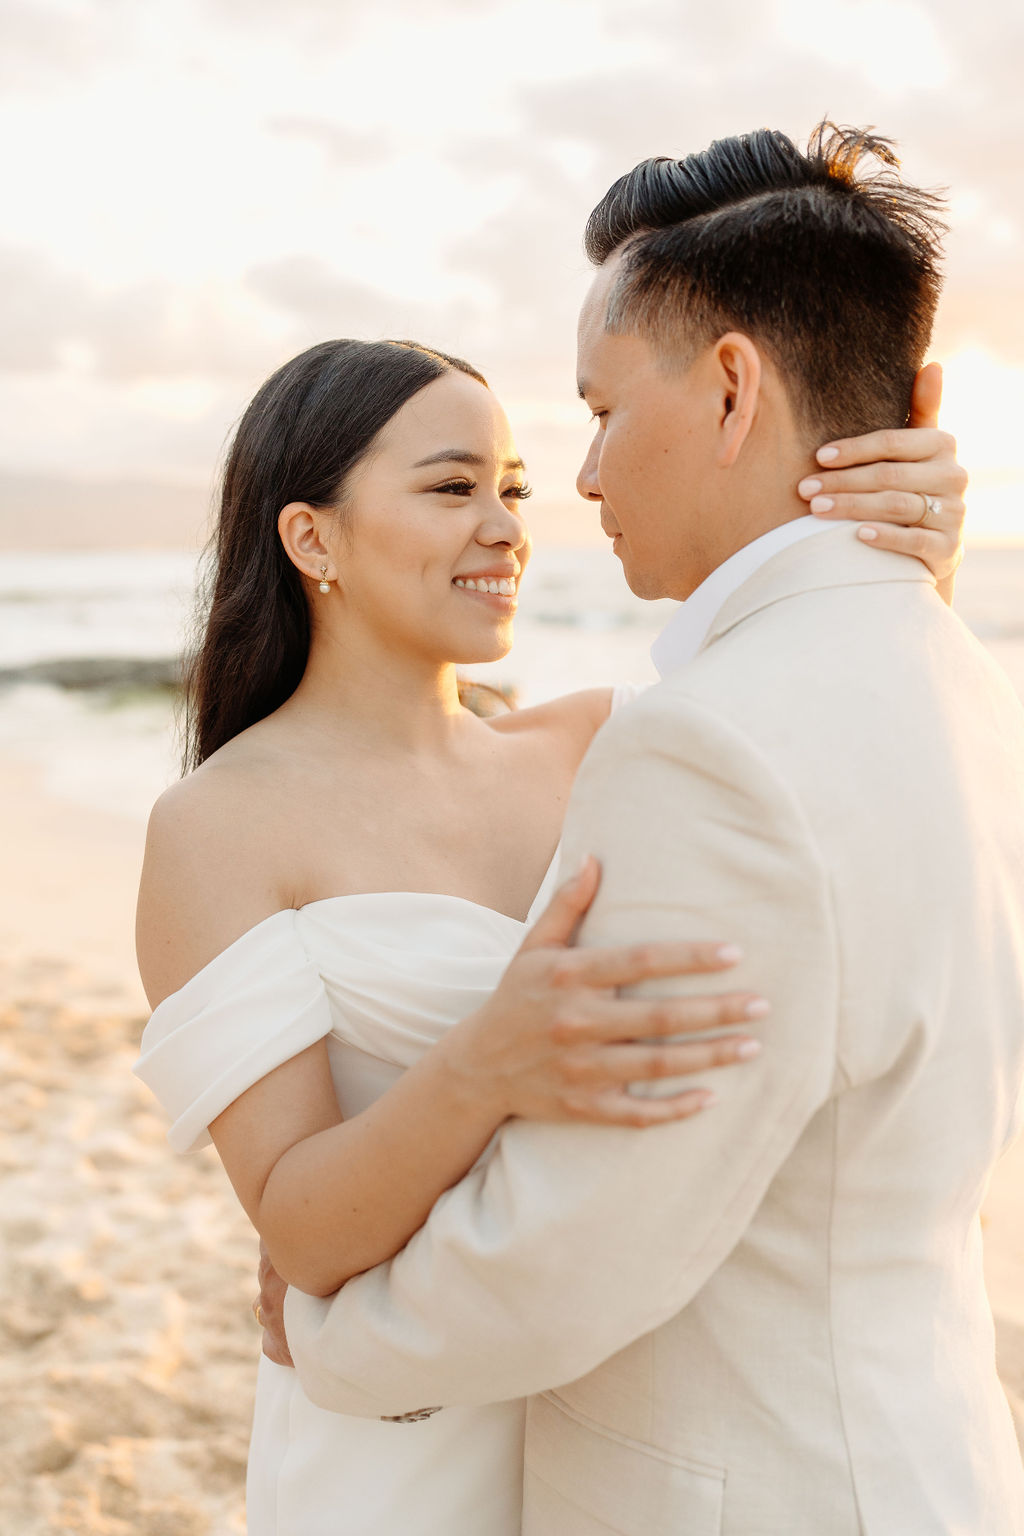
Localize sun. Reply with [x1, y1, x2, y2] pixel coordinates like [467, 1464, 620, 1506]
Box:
[938, 351, 1024, 546]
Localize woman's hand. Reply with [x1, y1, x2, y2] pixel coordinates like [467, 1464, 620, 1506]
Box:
[796, 362, 967, 602]
[256, 1238, 293, 1366]
[442, 858, 766, 1129]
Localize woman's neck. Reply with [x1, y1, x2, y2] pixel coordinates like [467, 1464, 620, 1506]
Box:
[281, 626, 468, 757]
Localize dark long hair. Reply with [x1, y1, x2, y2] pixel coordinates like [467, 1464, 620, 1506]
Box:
[181, 338, 487, 772]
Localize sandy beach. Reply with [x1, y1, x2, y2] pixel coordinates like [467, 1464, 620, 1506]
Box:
[3, 628, 1024, 1532]
[0, 757, 258, 1534]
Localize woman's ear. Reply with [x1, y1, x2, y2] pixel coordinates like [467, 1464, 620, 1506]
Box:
[714, 332, 761, 468]
[278, 502, 335, 584]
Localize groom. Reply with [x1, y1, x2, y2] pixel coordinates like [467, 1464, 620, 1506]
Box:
[272, 126, 1024, 1531]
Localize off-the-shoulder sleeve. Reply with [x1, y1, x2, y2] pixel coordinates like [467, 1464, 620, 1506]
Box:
[133, 909, 334, 1154]
[610, 681, 649, 711]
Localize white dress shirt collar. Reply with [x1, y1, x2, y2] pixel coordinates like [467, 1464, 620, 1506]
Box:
[650, 516, 835, 680]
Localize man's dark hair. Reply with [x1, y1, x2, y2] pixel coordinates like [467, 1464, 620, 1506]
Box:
[584, 123, 946, 444]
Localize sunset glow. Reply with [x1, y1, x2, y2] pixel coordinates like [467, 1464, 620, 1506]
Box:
[0, 0, 1020, 546]
[940, 351, 1024, 543]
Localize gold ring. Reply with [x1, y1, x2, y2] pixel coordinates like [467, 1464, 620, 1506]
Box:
[252, 1298, 265, 1327]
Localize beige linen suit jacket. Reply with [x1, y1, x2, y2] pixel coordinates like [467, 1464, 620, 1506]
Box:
[285, 526, 1024, 1534]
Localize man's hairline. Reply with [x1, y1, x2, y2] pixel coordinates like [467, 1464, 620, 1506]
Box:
[588, 241, 825, 440]
[590, 240, 741, 382]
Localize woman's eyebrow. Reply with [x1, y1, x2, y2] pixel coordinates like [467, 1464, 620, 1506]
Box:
[412, 449, 525, 471]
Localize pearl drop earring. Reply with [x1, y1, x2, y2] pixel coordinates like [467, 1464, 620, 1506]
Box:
[318, 564, 331, 594]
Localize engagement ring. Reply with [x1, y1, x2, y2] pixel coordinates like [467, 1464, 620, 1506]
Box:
[913, 493, 942, 526]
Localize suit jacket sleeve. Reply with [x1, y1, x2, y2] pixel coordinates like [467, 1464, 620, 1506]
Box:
[284, 687, 840, 1416]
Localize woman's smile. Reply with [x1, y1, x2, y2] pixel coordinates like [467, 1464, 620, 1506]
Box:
[453, 566, 520, 608]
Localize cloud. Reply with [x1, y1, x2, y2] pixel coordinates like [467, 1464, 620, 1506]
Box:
[0, 249, 91, 370]
[202, 0, 483, 27]
[243, 254, 502, 378]
[0, 248, 275, 382]
[0, 241, 507, 395]
[0, 0, 127, 87]
[245, 256, 432, 340]
[198, 0, 360, 38]
[439, 139, 595, 395]
[199, 0, 484, 47]
[933, 257, 1024, 364]
[2, 0, 1021, 537]
[265, 115, 391, 167]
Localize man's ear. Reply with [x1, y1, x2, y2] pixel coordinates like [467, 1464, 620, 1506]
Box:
[713, 332, 761, 468]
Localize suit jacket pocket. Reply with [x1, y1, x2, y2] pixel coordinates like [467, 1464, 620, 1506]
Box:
[525, 1392, 724, 1536]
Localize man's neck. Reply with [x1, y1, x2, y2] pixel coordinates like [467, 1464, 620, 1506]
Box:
[651, 516, 834, 679]
[687, 484, 813, 596]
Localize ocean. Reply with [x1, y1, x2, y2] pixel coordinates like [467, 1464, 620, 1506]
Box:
[1, 543, 1022, 824]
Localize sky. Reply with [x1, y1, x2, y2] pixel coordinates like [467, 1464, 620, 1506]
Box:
[1, 0, 1022, 547]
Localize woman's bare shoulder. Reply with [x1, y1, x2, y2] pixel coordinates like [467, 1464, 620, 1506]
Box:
[146, 728, 295, 856]
[136, 733, 301, 1009]
[488, 687, 615, 754]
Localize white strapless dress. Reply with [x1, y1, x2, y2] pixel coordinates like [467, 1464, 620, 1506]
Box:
[134, 686, 641, 1534]
[137, 884, 557, 1534]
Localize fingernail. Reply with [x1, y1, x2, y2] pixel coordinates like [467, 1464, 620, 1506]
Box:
[858, 526, 879, 542]
[700, 1090, 719, 1109]
[743, 998, 771, 1019]
[798, 478, 822, 496]
[817, 445, 840, 463]
[736, 1038, 763, 1059]
[575, 854, 592, 877]
[716, 943, 743, 963]
[810, 496, 834, 513]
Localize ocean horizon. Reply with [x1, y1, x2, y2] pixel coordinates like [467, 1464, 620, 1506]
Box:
[2, 541, 1023, 824]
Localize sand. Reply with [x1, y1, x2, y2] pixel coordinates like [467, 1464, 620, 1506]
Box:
[0, 760, 257, 1535]
[3, 658, 1024, 1533]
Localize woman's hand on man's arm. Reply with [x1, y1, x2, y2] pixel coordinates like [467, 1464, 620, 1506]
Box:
[222, 858, 766, 1299]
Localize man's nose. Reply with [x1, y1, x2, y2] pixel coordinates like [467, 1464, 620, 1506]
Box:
[576, 434, 602, 502]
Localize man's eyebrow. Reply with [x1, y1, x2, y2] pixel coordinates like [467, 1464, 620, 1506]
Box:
[412, 449, 525, 471]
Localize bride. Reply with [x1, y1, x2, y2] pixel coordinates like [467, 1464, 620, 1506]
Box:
[134, 337, 966, 1534]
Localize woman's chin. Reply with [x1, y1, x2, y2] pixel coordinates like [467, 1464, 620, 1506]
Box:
[448, 626, 515, 666]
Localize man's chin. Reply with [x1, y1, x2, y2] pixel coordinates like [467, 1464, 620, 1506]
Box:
[616, 553, 666, 602]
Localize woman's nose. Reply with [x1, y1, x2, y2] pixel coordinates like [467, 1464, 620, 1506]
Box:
[482, 500, 528, 549]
